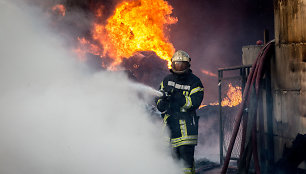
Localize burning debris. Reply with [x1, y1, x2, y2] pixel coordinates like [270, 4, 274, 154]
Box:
[76, 0, 177, 69]
[120, 52, 169, 87]
[42, 0, 177, 89]
[28, 0, 275, 107]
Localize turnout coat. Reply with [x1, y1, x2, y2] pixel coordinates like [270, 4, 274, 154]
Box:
[156, 70, 204, 148]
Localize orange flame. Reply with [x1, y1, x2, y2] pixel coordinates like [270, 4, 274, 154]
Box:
[77, 0, 177, 69]
[52, 4, 66, 16]
[199, 104, 207, 109]
[221, 83, 242, 107]
[199, 83, 242, 109]
[201, 69, 217, 77]
[74, 37, 101, 61]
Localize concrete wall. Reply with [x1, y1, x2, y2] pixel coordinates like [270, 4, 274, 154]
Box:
[242, 45, 263, 65]
[272, 0, 306, 161]
[241, 0, 306, 169]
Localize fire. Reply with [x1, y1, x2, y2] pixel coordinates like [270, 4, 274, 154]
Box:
[74, 37, 102, 62]
[221, 83, 242, 107]
[52, 4, 66, 16]
[78, 0, 177, 68]
[199, 83, 242, 109]
[201, 69, 217, 77]
[199, 105, 207, 109]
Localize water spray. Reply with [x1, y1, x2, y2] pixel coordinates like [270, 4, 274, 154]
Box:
[128, 82, 163, 98]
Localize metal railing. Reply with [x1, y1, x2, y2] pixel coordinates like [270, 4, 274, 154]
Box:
[218, 65, 252, 165]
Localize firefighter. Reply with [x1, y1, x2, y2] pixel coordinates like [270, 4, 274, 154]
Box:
[156, 50, 204, 174]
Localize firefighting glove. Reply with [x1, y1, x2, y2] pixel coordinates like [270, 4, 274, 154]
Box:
[156, 90, 172, 112]
[161, 88, 175, 101]
[159, 90, 170, 101]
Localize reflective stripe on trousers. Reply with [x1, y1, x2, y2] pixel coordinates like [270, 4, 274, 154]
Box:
[170, 120, 198, 148]
[183, 167, 195, 174]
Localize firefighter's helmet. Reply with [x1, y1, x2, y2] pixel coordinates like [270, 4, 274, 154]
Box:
[171, 50, 191, 74]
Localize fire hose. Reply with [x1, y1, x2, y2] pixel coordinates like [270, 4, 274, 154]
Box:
[221, 40, 275, 174]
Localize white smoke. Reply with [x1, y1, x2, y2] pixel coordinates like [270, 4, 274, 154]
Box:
[0, 0, 182, 173]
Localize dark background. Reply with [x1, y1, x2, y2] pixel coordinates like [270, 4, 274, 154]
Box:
[168, 0, 274, 103]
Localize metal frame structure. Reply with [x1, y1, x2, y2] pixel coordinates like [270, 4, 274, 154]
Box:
[218, 65, 252, 165]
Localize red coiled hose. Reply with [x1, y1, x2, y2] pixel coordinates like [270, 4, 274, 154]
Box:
[221, 40, 274, 174]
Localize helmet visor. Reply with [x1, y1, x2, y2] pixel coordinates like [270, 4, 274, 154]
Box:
[172, 61, 189, 72]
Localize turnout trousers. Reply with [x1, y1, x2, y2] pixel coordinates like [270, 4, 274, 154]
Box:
[173, 145, 195, 174]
